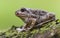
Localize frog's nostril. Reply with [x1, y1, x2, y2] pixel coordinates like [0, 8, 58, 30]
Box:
[16, 13, 19, 15]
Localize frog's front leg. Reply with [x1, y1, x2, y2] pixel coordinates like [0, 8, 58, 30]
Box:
[23, 18, 37, 31]
[16, 18, 36, 32]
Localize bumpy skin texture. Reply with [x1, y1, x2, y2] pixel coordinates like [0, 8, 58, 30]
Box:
[15, 8, 55, 31]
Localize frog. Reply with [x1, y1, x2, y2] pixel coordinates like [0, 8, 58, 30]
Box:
[15, 8, 55, 32]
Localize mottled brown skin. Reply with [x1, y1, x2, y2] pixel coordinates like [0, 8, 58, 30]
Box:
[15, 8, 55, 31]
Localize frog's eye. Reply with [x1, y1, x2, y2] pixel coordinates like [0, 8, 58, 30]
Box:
[20, 8, 26, 12]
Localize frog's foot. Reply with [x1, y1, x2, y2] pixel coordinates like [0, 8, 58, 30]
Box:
[16, 27, 30, 32]
[16, 28, 24, 32]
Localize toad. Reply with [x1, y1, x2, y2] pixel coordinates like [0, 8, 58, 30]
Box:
[15, 8, 55, 32]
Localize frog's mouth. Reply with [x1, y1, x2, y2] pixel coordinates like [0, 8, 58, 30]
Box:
[16, 13, 26, 17]
[15, 12, 30, 20]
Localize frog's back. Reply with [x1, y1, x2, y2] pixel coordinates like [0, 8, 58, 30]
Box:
[29, 9, 47, 16]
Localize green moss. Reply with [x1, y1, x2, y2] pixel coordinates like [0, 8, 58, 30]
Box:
[0, 21, 60, 38]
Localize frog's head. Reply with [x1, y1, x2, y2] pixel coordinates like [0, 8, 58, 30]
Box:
[15, 8, 31, 21]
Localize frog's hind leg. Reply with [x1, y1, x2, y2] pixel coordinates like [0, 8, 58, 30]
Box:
[35, 16, 56, 28]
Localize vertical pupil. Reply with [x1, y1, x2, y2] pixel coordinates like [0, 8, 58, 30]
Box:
[21, 8, 26, 12]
